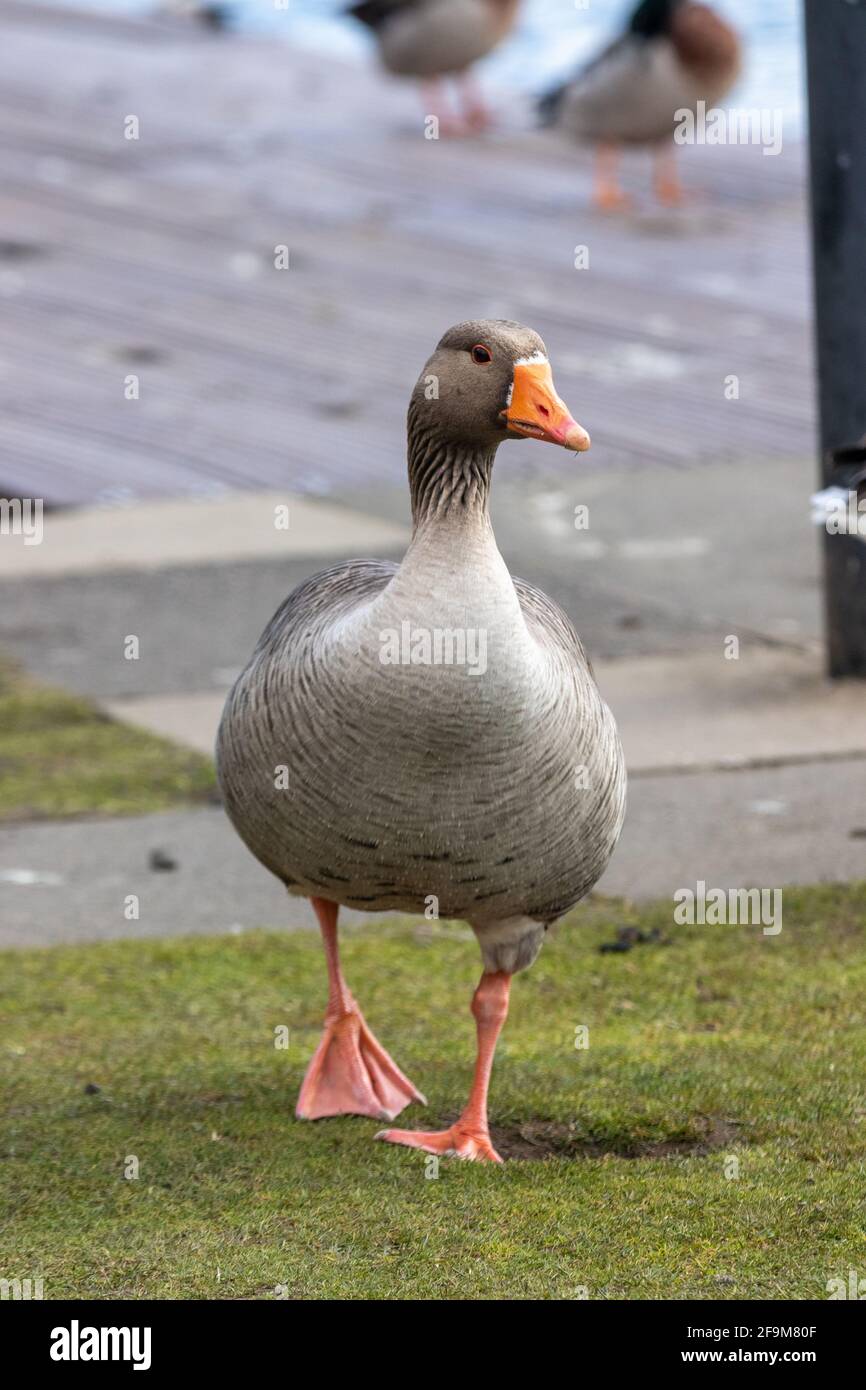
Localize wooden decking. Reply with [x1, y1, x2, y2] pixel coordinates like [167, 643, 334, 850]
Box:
[0, 1, 813, 507]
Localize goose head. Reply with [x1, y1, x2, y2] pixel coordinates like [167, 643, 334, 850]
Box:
[410, 319, 590, 457]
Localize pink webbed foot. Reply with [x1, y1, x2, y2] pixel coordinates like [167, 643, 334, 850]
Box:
[376, 1120, 503, 1163]
[296, 1004, 426, 1122]
[298, 896, 426, 1122]
[376, 968, 511, 1163]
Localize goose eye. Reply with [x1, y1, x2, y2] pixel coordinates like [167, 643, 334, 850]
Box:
[470, 344, 492, 364]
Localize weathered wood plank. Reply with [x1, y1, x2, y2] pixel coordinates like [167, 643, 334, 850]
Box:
[0, 2, 812, 506]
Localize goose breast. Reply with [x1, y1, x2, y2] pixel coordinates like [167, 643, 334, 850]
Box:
[216, 558, 625, 929]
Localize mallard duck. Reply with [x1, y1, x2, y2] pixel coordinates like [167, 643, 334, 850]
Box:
[217, 320, 626, 1162]
[540, 0, 742, 209]
[347, 0, 521, 133]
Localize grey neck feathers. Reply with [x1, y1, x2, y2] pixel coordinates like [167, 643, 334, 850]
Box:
[407, 402, 497, 531]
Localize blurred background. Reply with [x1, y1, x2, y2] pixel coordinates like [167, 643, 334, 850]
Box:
[1, 0, 864, 945]
[53, 0, 804, 123]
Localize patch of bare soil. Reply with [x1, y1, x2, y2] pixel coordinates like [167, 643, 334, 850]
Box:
[488, 1114, 743, 1162]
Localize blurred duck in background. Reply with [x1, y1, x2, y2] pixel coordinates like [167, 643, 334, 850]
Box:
[157, 0, 234, 28]
[347, 0, 521, 133]
[539, 0, 741, 210]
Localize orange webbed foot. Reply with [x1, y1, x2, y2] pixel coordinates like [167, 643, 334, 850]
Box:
[593, 142, 632, 213]
[296, 1005, 426, 1122]
[376, 1121, 503, 1163]
[594, 183, 634, 213]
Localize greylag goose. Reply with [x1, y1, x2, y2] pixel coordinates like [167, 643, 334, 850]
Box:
[347, 0, 521, 133]
[540, 0, 741, 209]
[217, 320, 626, 1162]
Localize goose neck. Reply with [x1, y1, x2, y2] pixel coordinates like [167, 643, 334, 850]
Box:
[408, 416, 497, 533]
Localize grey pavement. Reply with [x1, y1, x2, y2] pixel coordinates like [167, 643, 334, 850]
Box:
[103, 646, 866, 770]
[0, 455, 824, 702]
[2, 758, 864, 949]
[1, 456, 864, 953]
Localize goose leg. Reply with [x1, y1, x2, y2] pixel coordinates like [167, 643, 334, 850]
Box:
[296, 898, 427, 1122]
[376, 969, 510, 1162]
[593, 142, 632, 212]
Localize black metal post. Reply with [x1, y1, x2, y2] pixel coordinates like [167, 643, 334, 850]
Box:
[804, 0, 866, 676]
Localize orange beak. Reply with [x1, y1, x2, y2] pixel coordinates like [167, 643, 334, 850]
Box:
[501, 361, 590, 452]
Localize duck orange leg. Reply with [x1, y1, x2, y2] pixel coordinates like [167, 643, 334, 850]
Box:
[296, 898, 426, 1122]
[653, 142, 685, 206]
[377, 969, 511, 1162]
[593, 142, 632, 212]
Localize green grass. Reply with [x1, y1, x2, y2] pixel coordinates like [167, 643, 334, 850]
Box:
[0, 660, 216, 821]
[1, 884, 865, 1300]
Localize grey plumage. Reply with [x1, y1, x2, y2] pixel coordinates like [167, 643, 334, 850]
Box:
[347, 0, 520, 80]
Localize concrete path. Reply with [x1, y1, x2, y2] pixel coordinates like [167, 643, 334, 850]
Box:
[2, 471, 864, 953]
[2, 757, 863, 949]
[0, 490, 407, 578]
[104, 647, 866, 773]
[0, 455, 827, 702]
